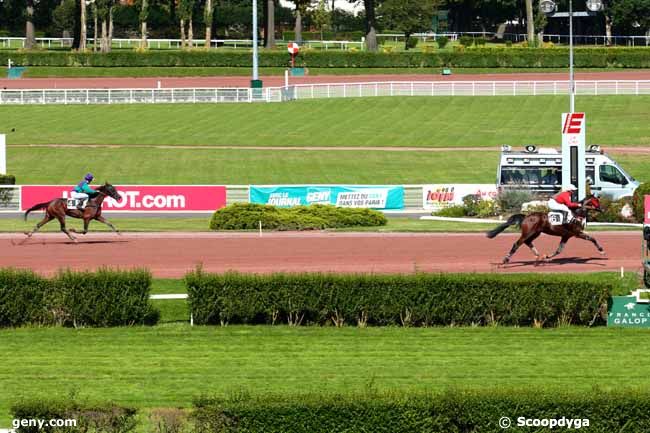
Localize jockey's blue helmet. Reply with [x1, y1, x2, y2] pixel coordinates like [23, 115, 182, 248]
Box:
[85, 173, 94, 182]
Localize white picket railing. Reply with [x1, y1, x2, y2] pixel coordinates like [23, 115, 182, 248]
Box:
[1, 81, 649, 105]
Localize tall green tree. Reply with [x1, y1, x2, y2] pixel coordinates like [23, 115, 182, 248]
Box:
[288, 0, 310, 43]
[178, 0, 195, 47]
[312, 0, 331, 40]
[377, 0, 437, 49]
[204, 0, 215, 47]
[266, 0, 275, 47]
[25, 0, 36, 49]
[361, 0, 377, 51]
[139, 0, 149, 49]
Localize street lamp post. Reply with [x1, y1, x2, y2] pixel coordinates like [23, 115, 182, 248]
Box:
[539, 0, 603, 200]
[251, 0, 263, 91]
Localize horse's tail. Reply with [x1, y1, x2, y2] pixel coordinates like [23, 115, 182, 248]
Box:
[24, 201, 50, 221]
[486, 214, 525, 239]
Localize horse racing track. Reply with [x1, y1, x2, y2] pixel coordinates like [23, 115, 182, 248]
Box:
[0, 231, 640, 276]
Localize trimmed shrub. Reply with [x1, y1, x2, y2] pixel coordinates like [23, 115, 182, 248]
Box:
[192, 390, 650, 433]
[185, 270, 614, 327]
[590, 195, 635, 223]
[474, 37, 488, 46]
[0, 269, 49, 327]
[1, 48, 649, 69]
[632, 182, 650, 223]
[11, 399, 137, 433]
[405, 37, 418, 49]
[209, 203, 386, 231]
[497, 189, 534, 213]
[0, 268, 159, 328]
[432, 205, 466, 217]
[459, 35, 474, 47]
[0, 174, 16, 184]
[436, 36, 449, 49]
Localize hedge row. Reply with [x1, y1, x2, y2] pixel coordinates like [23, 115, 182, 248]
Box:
[2, 48, 649, 68]
[0, 174, 15, 185]
[0, 268, 159, 327]
[12, 399, 137, 433]
[192, 390, 650, 433]
[209, 203, 387, 231]
[282, 31, 365, 41]
[185, 270, 613, 327]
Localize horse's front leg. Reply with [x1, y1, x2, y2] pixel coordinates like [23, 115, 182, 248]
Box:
[545, 234, 572, 261]
[95, 215, 121, 235]
[576, 231, 606, 256]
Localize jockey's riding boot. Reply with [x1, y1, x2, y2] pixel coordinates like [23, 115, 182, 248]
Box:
[76, 200, 84, 211]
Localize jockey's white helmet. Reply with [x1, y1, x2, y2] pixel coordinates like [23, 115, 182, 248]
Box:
[563, 184, 577, 192]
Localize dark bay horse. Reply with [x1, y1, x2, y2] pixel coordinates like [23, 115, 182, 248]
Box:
[486, 196, 604, 264]
[22, 183, 122, 243]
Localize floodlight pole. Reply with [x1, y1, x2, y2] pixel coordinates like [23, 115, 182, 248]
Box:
[252, 0, 259, 81]
[569, 0, 575, 113]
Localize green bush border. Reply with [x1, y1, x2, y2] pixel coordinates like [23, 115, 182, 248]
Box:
[185, 270, 613, 327]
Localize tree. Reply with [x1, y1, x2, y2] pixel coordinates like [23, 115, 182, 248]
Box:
[25, 0, 36, 49]
[204, 0, 215, 47]
[610, 0, 650, 35]
[140, 0, 149, 49]
[377, 0, 437, 50]
[311, 0, 331, 40]
[266, 0, 275, 48]
[53, 0, 77, 37]
[288, 0, 310, 43]
[360, 0, 377, 51]
[80, 0, 87, 50]
[178, 0, 196, 48]
[525, 0, 534, 45]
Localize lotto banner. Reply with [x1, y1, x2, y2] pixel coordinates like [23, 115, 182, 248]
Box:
[423, 184, 498, 211]
[249, 186, 404, 209]
[21, 185, 226, 212]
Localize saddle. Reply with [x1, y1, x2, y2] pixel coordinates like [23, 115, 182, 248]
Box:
[548, 211, 584, 228]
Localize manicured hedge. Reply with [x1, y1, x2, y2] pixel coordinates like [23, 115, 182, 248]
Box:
[632, 182, 650, 223]
[0, 174, 16, 185]
[192, 390, 650, 433]
[12, 399, 137, 433]
[185, 270, 613, 327]
[0, 268, 159, 327]
[282, 31, 365, 41]
[1, 48, 649, 68]
[209, 203, 387, 231]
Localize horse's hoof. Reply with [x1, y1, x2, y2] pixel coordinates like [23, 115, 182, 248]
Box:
[599, 250, 606, 256]
[501, 257, 510, 265]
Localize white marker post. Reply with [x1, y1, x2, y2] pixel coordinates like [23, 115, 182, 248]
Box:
[0, 134, 6, 175]
[561, 112, 586, 201]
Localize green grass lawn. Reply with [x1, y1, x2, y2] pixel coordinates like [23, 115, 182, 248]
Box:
[5, 147, 649, 185]
[10, 66, 635, 78]
[1, 325, 649, 427]
[2, 96, 650, 148]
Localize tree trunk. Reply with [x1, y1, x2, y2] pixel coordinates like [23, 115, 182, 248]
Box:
[25, 0, 36, 49]
[404, 32, 410, 50]
[94, 13, 98, 51]
[605, 14, 612, 46]
[295, 8, 302, 43]
[188, 18, 193, 48]
[108, 6, 113, 52]
[141, 0, 148, 49]
[204, 0, 213, 48]
[80, 0, 87, 50]
[180, 18, 186, 48]
[363, 0, 377, 52]
[101, 19, 107, 52]
[525, 0, 534, 46]
[331, 0, 335, 10]
[266, 0, 275, 48]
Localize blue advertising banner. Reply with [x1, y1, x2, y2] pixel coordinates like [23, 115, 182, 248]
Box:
[250, 186, 404, 210]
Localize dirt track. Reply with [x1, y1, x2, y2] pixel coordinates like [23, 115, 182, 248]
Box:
[2, 71, 650, 89]
[1, 231, 641, 277]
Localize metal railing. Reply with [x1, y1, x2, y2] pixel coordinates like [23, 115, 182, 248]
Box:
[1, 81, 649, 105]
[0, 87, 284, 105]
[286, 80, 650, 100]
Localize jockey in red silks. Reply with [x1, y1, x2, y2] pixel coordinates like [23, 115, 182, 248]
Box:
[548, 184, 580, 223]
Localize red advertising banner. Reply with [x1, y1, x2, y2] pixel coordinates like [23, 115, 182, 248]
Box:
[21, 185, 226, 212]
[645, 195, 650, 225]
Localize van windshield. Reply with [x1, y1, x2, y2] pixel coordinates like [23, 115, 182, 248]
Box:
[500, 167, 561, 186]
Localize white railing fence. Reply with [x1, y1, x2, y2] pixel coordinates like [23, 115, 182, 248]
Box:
[1, 81, 649, 105]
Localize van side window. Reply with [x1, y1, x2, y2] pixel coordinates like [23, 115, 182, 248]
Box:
[600, 165, 626, 185]
[586, 167, 595, 185]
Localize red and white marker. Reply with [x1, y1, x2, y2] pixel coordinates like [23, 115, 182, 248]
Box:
[287, 42, 300, 67]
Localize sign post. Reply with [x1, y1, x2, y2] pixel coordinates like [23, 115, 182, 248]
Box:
[0, 134, 6, 175]
[561, 112, 586, 201]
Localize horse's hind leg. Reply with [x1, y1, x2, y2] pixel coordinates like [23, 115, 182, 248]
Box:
[525, 233, 542, 259]
[576, 232, 606, 256]
[25, 214, 53, 238]
[55, 215, 76, 242]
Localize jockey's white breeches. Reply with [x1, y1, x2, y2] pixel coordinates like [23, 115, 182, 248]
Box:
[70, 191, 89, 201]
[548, 199, 571, 214]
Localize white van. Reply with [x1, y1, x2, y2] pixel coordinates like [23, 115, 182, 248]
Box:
[497, 145, 639, 200]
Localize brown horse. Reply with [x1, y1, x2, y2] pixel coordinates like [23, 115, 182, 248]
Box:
[22, 183, 122, 243]
[486, 196, 604, 264]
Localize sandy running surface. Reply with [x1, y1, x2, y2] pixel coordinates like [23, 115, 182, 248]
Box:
[0, 231, 641, 277]
[2, 71, 650, 89]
